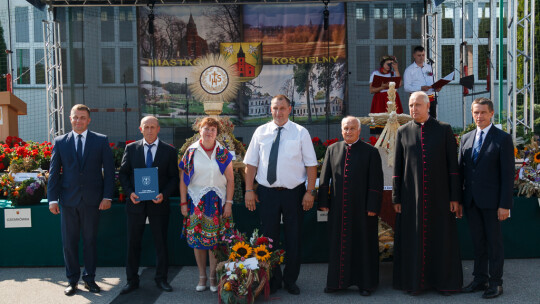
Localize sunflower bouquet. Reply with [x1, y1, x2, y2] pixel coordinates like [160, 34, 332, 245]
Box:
[215, 229, 285, 304]
[515, 137, 540, 197]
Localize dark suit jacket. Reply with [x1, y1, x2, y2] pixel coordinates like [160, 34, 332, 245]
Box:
[48, 130, 115, 206]
[459, 125, 514, 209]
[119, 139, 179, 215]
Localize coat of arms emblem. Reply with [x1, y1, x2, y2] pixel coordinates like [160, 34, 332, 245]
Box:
[142, 176, 151, 186]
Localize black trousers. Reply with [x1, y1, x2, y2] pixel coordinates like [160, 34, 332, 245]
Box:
[126, 211, 169, 283]
[464, 201, 504, 286]
[61, 203, 100, 285]
[257, 184, 305, 287]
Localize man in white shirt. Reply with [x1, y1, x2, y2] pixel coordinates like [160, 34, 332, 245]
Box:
[403, 46, 440, 118]
[244, 94, 318, 295]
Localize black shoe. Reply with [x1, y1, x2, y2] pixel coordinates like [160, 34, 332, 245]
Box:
[270, 281, 282, 294]
[462, 281, 488, 293]
[482, 285, 503, 299]
[156, 280, 173, 292]
[120, 282, 139, 295]
[360, 289, 371, 296]
[64, 284, 78, 296]
[84, 281, 101, 293]
[324, 287, 338, 293]
[284, 283, 300, 295]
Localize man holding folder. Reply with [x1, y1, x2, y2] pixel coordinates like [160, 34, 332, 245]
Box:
[119, 115, 179, 294]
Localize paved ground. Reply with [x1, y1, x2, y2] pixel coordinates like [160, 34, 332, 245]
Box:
[1, 259, 539, 304]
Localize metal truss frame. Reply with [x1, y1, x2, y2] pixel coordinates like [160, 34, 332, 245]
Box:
[507, 0, 535, 139]
[43, 18, 65, 141]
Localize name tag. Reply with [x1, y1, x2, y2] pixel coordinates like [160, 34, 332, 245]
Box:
[13, 173, 39, 182]
[317, 210, 328, 222]
[383, 186, 392, 190]
[4, 209, 32, 228]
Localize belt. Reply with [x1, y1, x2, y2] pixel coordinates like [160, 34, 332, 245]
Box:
[272, 187, 288, 191]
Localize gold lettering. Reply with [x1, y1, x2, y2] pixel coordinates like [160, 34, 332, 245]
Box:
[272, 58, 280, 64]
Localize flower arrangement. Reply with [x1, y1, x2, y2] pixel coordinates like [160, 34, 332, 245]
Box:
[0, 140, 53, 172]
[0, 172, 48, 206]
[514, 137, 540, 197]
[215, 229, 285, 304]
[312, 137, 339, 161]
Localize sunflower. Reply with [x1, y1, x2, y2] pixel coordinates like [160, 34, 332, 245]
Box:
[534, 152, 540, 163]
[253, 245, 271, 262]
[231, 242, 252, 258]
[229, 252, 237, 261]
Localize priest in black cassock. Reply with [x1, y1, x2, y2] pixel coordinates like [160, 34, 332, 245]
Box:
[318, 116, 383, 296]
[392, 91, 463, 295]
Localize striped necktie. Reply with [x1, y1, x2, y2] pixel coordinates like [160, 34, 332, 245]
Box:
[472, 130, 483, 163]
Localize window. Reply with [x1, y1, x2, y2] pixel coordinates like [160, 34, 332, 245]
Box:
[119, 7, 134, 42]
[356, 46, 369, 81]
[72, 48, 84, 84]
[478, 4, 490, 38]
[355, 4, 370, 40]
[120, 48, 134, 83]
[35, 49, 45, 84]
[15, 7, 29, 43]
[374, 5, 388, 39]
[478, 44, 489, 81]
[71, 7, 84, 43]
[464, 45, 473, 77]
[393, 4, 406, 39]
[441, 45, 454, 77]
[101, 48, 115, 84]
[375, 46, 388, 67]
[101, 7, 115, 42]
[464, 2, 473, 38]
[15, 49, 30, 84]
[393, 45, 407, 72]
[410, 3, 423, 39]
[33, 8, 47, 42]
[442, 3, 454, 39]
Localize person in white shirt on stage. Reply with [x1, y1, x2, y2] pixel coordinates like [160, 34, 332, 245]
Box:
[244, 94, 318, 295]
[403, 46, 441, 118]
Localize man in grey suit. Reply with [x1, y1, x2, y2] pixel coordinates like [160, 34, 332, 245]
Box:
[48, 104, 115, 296]
[459, 97, 514, 299]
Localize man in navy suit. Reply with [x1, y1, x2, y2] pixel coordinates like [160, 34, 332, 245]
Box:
[459, 97, 514, 299]
[48, 104, 115, 296]
[119, 116, 179, 294]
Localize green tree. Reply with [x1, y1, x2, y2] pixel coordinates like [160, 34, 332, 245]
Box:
[293, 64, 313, 123]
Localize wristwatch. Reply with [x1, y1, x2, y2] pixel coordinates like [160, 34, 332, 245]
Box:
[308, 189, 317, 197]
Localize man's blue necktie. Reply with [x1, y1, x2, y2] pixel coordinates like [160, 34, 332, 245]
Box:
[76, 134, 83, 166]
[472, 130, 484, 164]
[146, 144, 154, 168]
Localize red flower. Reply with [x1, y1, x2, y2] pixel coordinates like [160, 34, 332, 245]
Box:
[213, 216, 219, 225]
[109, 142, 115, 147]
[225, 221, 230, 228]
[0, 163, 4, 170]
[43, 150, 52, 157]
[256, 237, 269, 245]
[194, 224, 202, 233]
[312, 137, 321, 144]
[369, 136, 377, 146]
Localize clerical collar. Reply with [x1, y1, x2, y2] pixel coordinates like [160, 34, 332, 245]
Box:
[345, 138, 360, 147]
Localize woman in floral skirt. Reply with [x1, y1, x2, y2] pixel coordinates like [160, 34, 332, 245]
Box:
[179, 117, 234, 292]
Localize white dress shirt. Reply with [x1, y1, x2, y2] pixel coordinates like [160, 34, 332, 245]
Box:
[143, 138, 159, 162]
[73, 129, 88, 153]
[186, 141, 228, 206]
[244, 120, 318, 189]
[475, 123, 492, 149]
[403, 62, 434, 95]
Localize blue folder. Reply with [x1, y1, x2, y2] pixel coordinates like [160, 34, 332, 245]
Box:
[134, 167, 159, 201]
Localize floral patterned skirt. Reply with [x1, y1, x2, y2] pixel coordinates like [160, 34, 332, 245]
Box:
[182, 190, 234, 250]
